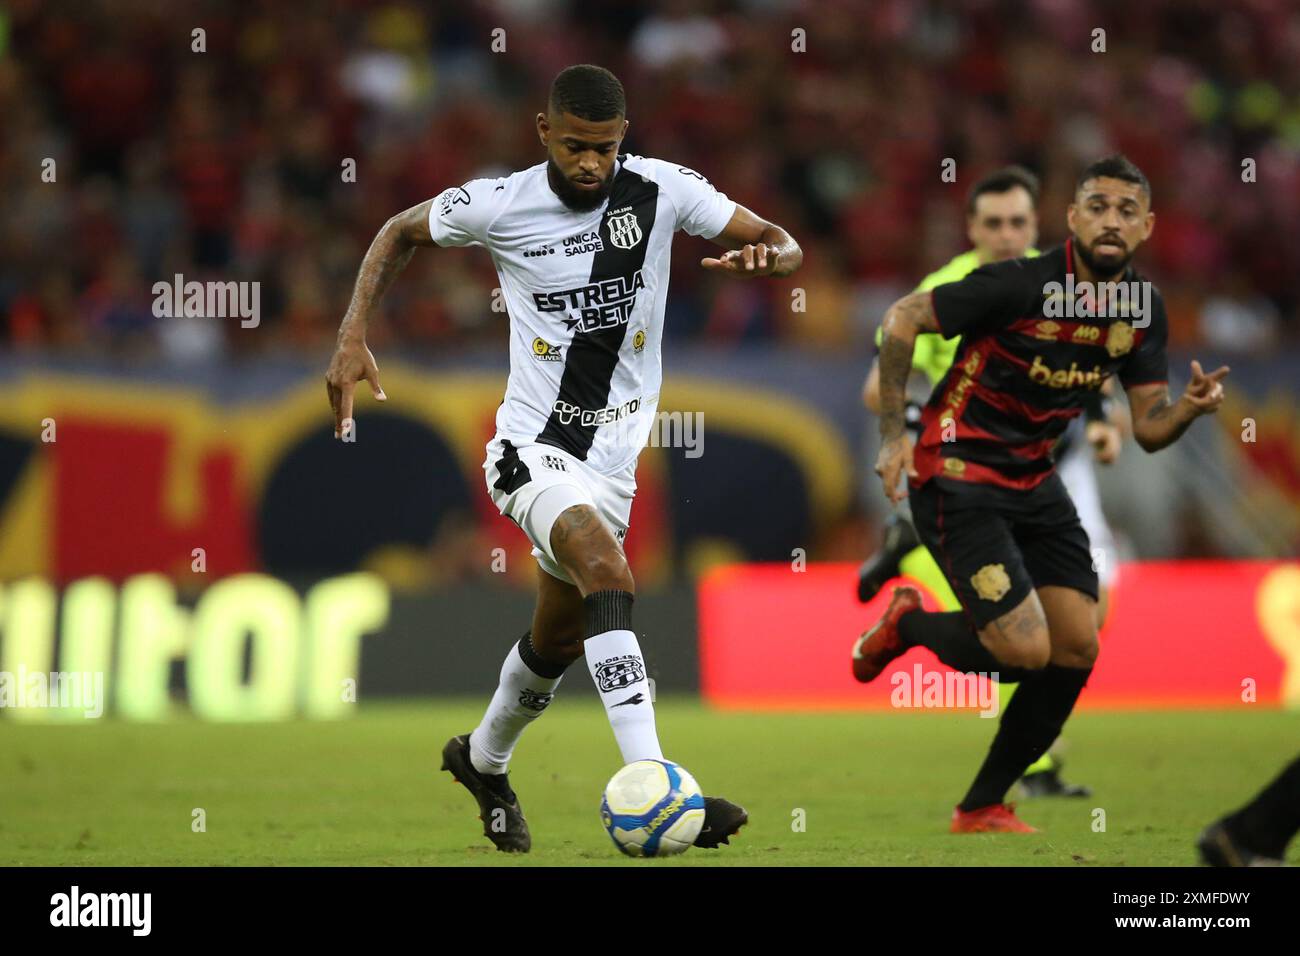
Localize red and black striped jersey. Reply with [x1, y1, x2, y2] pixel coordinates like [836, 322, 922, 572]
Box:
[914, 239, 1168, 491]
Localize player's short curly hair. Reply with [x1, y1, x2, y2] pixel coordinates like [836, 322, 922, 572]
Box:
[1077, 154, 1151, 202]
[965, 165, 1040, 216]
[549, 64, 626, 121]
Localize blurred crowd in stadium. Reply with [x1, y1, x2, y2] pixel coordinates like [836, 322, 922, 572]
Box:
[2, 0, 1298, 361]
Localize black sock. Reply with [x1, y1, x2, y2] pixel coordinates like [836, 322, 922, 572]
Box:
[1224, 755, 1300, 858]
[516, 630, 569, 679]
[897, 609, 1031, 683]
[960, 664, 1092, 811]
[584, 589, 634, 637]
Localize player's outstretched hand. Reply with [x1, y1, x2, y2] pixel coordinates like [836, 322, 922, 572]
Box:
[1181, 360, 1229, 417]
[875, 434, 918, 505]
[1086, 421, 1122, 466]
[701, 243, 781, 277]
[325, 336, 386, 439]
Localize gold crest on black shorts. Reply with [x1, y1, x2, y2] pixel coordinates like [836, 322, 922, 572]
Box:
[971, 563, 1011, 602]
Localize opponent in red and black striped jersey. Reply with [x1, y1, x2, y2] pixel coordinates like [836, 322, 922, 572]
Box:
[861, 155, 1230, 833]
[913, 237, 1167, 490]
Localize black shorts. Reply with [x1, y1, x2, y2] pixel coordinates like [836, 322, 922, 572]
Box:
[909, 473, 1099, 628]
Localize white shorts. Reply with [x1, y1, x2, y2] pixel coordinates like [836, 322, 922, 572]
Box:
[483, 435, 636, 585]
[1056, 440, 1119, 588]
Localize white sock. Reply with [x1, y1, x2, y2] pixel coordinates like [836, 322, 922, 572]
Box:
[585, 627, 663, 764]
[469, 636, 565, 775]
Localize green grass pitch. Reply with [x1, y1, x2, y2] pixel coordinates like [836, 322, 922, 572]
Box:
[2, 699, 1296, 866]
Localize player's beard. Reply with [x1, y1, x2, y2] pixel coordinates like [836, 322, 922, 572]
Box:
[1072, 232, 1134, 281]
[547, 157, 614, 212]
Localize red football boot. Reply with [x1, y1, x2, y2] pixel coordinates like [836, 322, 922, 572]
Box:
[851, 585, 922, 683]
[950, 803, 1039, 834]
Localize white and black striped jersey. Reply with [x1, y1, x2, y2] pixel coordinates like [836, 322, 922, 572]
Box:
[428, 154, 736, 475]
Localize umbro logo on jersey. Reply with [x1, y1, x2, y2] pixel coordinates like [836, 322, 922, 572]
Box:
[552, 397, 641, 427]
[607, 211, 643, 250]
[531, 337, 562, 362]
[540, 455, 568, 472]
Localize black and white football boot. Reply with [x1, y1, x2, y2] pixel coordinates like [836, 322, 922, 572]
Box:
[440, 733, 530, 853]
[695, 796, 749, 848]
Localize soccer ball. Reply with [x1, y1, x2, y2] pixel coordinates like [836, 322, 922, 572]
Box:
[600, 759, 706, 857]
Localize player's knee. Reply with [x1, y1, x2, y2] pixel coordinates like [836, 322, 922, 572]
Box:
[1054, 631, 1099, 668]
[1078, 635, 1100, 666]
[997, 638, 1051, 671]
[979, 602, 1051, 670]
[568, 547, 634, 596]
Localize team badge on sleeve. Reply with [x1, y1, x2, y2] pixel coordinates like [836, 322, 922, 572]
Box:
[1106, 321, 1134, 358]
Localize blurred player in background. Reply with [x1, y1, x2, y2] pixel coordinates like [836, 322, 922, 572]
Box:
[855, 155, 1229, 833]
[858, 166, 1126, 798]
[325, 65, 802, 851]
[1200, 754, 1300, 866]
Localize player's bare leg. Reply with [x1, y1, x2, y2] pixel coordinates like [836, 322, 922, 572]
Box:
[549, 503, 748, 847]
[977, 594, 1052, 671]
[1037, 586, 1099, 668]
[530, 564, 587, 668]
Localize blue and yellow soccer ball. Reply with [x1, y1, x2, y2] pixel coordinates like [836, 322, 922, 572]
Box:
[600, 759, 706, 857]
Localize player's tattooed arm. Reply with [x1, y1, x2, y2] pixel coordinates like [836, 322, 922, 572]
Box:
[1126, 360, 1229, 453]
[340, 201, 435, 336]
[325, 201, 436, 438]
[877, 293, 941, 438]
[701, 205, 802, 277]
[874, 292, 940, 503]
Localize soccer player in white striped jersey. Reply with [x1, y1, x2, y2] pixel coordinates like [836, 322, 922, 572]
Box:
[325, 64, 802, 852]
